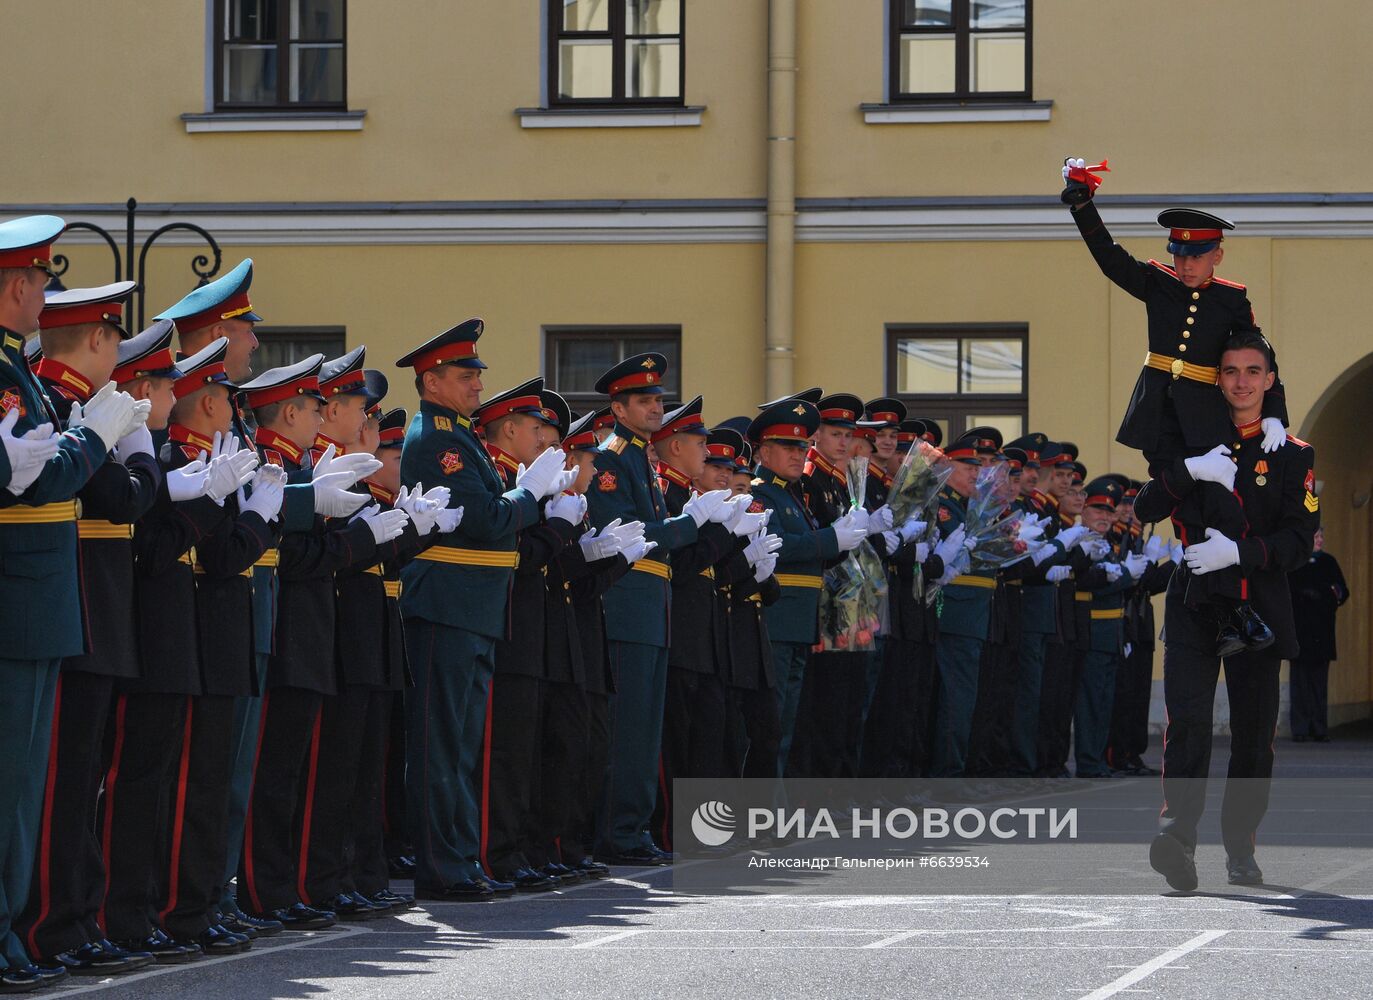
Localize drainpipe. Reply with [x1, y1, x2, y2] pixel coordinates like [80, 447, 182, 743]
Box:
[765, 0, 797, 400]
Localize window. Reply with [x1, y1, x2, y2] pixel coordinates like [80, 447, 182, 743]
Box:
[544, 326, 682, 409]
[889, 0, 1031, 102]
[216, 0, 346, 110]
[886, 325, 1027, 442]
[549, 0, 685, 105]
[251, 326, 346, 378]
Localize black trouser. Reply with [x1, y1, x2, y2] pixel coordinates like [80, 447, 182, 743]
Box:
[655, 668, 729, 849]
[99, 692, 186, 942]
[1108, 642, 1155, 767]
[968, 636, 1021, 777]
[237, 686, 324, 915]
[791, 651, 866, 781]
[731, 685, 781, 780]
[381, 691, 409, 859]
[558, 689, 609, 865]
[1036, 639, 1079, 776]
[481, 673, 541, 876]
[18, 671, 115, 960]
[160, 695, 235, 940]
[298, 687, 377, 906]
[1159, 643, 1280, 856]
[528, 680, 586, 871]
[349, 690, 394, 896]
[1288, 657, 1330, 739]
[861, 638, 917, 778]
[908, 638, 939, 778]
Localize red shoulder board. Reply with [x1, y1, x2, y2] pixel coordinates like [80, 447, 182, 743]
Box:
[1289, 434, 1311, 450]
[747, 499, 764, 514]
[1209, 275, 1246, 290]
[439, 449, 464, 475]
[1147, 259, 1178, 278]
[179, 444, 201, 461]
[1, 389, 25, 417]
[597, 470, 618, 492]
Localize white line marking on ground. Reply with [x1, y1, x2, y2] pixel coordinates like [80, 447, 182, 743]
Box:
[1279, 855, 1373, 897]
[862, 930, 927, 949]
[50, 926, 368, 996]
[569, 928, 646, 949]
[1077, 930, 1228, 1000]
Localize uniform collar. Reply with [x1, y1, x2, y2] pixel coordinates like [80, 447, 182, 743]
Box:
[32, 357, 96, 402]
[1060, 512, 1076, 528]
[754, 464, 792, 488]
[868, 460, 893, 486]
[1034, 489, 1058, 511]
[485, 443, 521, 474]
[1, 327, 25, 356]
[313, 432, 345, 455]
[804, 448, 844, 483]
[254, 426, 304, 465]
[420, 398, 472, 431]
[1235, 418, 1263, 440]
[612, 421, 648, 449]
[168, 423, 216, 453]
[367, 480, 396, 505]
[656, 462, 693, 490]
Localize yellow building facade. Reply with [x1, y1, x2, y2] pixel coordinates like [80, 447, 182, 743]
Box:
[7, 0, 1372, 722]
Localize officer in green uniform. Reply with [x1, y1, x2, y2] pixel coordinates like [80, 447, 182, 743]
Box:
[745, 398, 868, 777]
[395, 320, 572, 898]
[586, 354, 730, 866]
[0, 215, 148, 991]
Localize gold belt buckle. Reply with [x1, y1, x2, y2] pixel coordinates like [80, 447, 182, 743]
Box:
[1170, 357, 1184, 379]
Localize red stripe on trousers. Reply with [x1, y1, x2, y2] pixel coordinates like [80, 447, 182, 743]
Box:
[296, 704, 325, 906]
[98, 693, 128, 935]
[241, 691, 271, 914]
[657, 755, 671, 852]
[158, 697, 195, 924]
[26, 674, 63, 958]
[479, 683, 494, 876]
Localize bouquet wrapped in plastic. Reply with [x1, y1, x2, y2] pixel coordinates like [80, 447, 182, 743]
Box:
[887, 439, 951, 530]
[815, 459, 889, 653]
[962, 463, 1043, 570]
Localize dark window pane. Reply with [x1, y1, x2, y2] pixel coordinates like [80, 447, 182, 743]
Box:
[293, 0, 342, 39]
[626, 0, 680, 35]
[229, 0, 279, 40]
[252, 329, 345, 381]
[562, 0, 609, 31]
[555, 339, 620, 394]
[224, 45, 278, 104]
[971, 0, 1026, 29]
[902, 0, 952, 27]
[291, 43, 344, 102]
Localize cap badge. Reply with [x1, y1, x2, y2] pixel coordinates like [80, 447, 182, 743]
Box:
[793, 425, 803, 435]
[1181, 230, 1191, 240]
[641, 358, 656, 369]
[792, 404, 805, 415]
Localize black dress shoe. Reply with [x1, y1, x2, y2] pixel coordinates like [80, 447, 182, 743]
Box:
[388, 855, 417, 879]
[1149, 833, 1199, 892]
[648, 844, 675, 864]
[366, 888, 416, 911]
[414, 878, 495, 902]
[114, 930, 201, 964]
[51, 941, 152, 976]
[1234, 603, 1276, 652]
[497, 868, 557, 893]
[543, 862, 585, 885]
[29, 963, 68, 985]
[327, 892, 381, 921]
[1214, 624, 1248, 659]
[474, 872, 516, 896]
[1226, 854, 1264, 886]
[220, 910, 284, 938]
[573, 858, 612, 880]
[247, 903, 336, 930]
[0, 964, 45, 993]
[196, 924, 250, 955]
[596, 847, 671, 867]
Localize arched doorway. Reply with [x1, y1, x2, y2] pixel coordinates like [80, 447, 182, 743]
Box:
[1296, 351, 1373, 730]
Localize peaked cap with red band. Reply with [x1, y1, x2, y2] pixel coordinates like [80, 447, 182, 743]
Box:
[174, 336, 239, 399]
[395, 318, 487, 374]
[155, 258, 261, 335]
[40, 280, 138, 338]
[1157, 208, 1234, 257]
[376, 407, 407, 448]
[651, 394, 707, 444]
[748, 397, 820, 445]
[318, 345, 369, 398]
[239, 353, 326, 408]
[0, 214, 65, 275]
[112, 319, 182, 384]
[595, 352, 668, 396]
[474, 376, 544, 428]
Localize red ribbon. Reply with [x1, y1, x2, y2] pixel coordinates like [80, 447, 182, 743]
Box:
[1067, 159, 1110, 191]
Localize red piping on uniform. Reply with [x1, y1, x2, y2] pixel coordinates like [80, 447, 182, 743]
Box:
[479, 684, 495, 875]
[657, 755, 672, 852]
[27, 674, 63, 958]
[159, 697, 195, 924]
[241, 690, 271, 913]
[99, 693, 128, 934]
[296, 704, 324, 905]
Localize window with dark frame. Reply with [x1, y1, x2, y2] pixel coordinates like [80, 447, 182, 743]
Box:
[886, 325, 1027, 444]
[544, 327, 682, 409]
[890, 0, 1031, 103]
[549, 0, 685, 105]
[251, 326, 347, 380]
[216, 0, 347, 110]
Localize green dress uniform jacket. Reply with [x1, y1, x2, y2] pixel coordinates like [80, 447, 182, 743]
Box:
[749, 465, 840, 646]
[933, 486, 996, 641]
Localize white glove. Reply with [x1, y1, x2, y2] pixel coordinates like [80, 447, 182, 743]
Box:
[67, 382, 138, 452]
[743, 531, 783, 566]
[723, 495, 768, 536]
[113, 422, 155, 464]
[1183, 527, 1240, 575]
[1030, 541, 1058, 567]
[1083, 537, 1112, 561]
[435, 505, 464, 533]
[933, 525, 967, 567]
[869, 505, 894, 533]
[1062, 156, 1085, 181]
[1055, 524, 1089, 551]
[547, 491, 587, 525]
[580, 522, 626, 561]
[1260, 417, 1286, 454]
[1143, 535, 1167, 561]
[1184, 444, 1236, 491]
[165, 460, 211, 502]
[1018, 519, 1046, 543]
[1170, 541, 1184, 563]
[240, 465, 286, 524]
[621, 537, 658, 564]
[831, 509, 868, 552]
[313, 470, 371, 517]
[881, 530, 900, 552]
[1123, 552, 1151, 579]
[604, 518, 646, 549]
[1124, 643, 1133, 659]
[396, 485, 441, 535]
[204, 441, 259, 504]
[846, 506, 871, 534]
[753, 552, 777, 583]
[1101, 562, 1123, 582]
[936, 547, 971, 586]
[682, 488, 730, 528]
[311, 443, 382, 486]
[1046, 565, 1072, 583]
[420, 484, 451, 510]
[118, 398, 153, 441]
[515, 447, 577, 501]
[897, 519, 927, 544]
[354, 503, 409, 544]
[913, 541, 929, 562]
[1, 408, 59, 495]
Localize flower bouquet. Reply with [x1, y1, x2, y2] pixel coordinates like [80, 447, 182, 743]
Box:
[963, 463, 1039, 570]
[887, 440, 951, 530]
[815, 459, 889, 653]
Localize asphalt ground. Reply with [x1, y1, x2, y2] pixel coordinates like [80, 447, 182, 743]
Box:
[50, 730, 1373, 1000]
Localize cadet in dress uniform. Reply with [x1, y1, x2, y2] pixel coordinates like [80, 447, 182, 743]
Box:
[1136, 332, 1317, 890]
[587, 354, 727, 866]
[0, 217, 134, 991]
[1287, 529, 1347, 742]
[20, 289, 165, 976]
[396, 321, 565, 899]
[237, 356, 400, 927]
[746, 398, 867, 778]
[1064, 163, 1283, 655]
